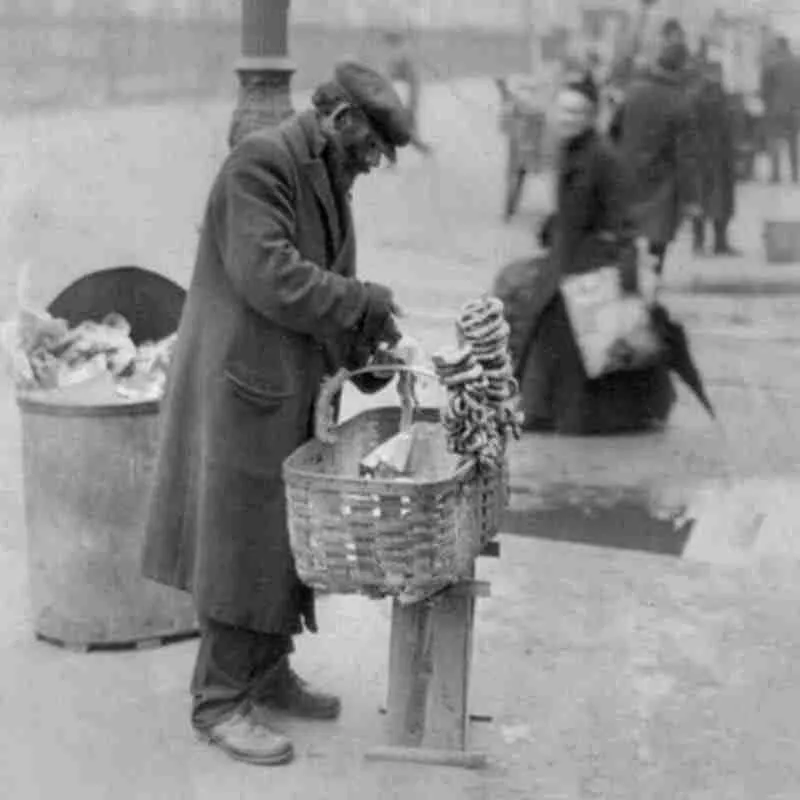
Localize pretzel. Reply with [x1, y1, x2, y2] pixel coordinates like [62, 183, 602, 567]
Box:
[473, 350, 509, 367]
[432, 346, 474, 372]
[460, 296, 504, 321]
[441, 364, 484, 387]
[457, 302, 505, 338]
[439, 295, 523, 463]
[461, 316, 509, 338]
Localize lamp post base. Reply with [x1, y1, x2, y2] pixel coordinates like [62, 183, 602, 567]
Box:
[228, 56, 295, 148]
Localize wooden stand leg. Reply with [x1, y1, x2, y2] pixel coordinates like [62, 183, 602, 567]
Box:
[425, 589, 473, 750]
[385, 599, 433, 748]
[366, 576, 490, 769]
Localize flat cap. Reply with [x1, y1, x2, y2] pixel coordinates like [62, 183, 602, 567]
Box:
[333, 59, 413, 158]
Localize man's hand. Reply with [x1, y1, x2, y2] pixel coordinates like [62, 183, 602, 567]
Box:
[362, 282, 403, 347]
[380, 314, 402, 347]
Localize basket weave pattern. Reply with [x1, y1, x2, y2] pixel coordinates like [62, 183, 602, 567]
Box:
[284, 406, 505, 604]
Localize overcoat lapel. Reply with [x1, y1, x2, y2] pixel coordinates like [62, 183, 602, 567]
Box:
[302, 159, 343, 257]
[282, 110, 347, 261]
[332, 202, 356, 277]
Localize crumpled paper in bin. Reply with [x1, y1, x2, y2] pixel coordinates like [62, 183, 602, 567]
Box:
[0, 265, 177, 399]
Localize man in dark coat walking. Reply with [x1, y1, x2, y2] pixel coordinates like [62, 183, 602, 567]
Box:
[687, 50, 739, 255]
[761, 36, 800, 183]
[384, 29, 433, 155]
[614, 19, 701, 276]
[142, 60, 412, 766]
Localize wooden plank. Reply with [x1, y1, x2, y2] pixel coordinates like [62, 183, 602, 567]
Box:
[423, 598, 469, 750]
[423, 587, 474, 751]
[464, 593, 478, 749]
[462, 568, 479, 751]
[364, 745, 488, 770]
[383, 572, 488, 756]
[379, 707, 493, 723]
[385, 599, 434, 747]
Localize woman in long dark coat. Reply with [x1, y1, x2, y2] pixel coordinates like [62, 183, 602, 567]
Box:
[510, 73, 675, 435]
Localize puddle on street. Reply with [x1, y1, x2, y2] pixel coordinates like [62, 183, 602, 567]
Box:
[503, 489, 694, 557]
[685, 282, 800, 297]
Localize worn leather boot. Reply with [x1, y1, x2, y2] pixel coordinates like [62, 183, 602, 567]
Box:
[195, 708, 294, 766]
[256, 658, 342, 720]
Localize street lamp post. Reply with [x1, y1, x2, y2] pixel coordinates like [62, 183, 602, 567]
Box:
[229, 0, 295, 148]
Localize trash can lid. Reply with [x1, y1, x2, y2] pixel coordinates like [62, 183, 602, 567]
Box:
[47, 266, 186, 346]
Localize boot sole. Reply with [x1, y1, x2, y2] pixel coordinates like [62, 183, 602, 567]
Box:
[195, 730, 295, 766]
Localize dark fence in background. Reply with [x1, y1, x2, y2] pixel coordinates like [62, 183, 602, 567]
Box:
[0, 13, 530, 113]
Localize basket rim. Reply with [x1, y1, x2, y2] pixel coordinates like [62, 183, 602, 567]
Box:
[283, 405, 476, 492]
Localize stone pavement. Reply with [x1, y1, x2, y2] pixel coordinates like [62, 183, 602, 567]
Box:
[5, 532, 800, 800]
[2, 80, 800, 798]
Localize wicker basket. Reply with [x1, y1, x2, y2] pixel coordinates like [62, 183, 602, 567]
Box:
[283, 366, 507, 604]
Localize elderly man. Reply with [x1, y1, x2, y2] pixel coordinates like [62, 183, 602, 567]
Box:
[142, 60, 411, 766]
[613, 18, 701, 276]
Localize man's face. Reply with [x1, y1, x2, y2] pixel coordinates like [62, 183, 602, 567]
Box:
[665, 29, 685, 49]
[554, 89, 595, 141]
[329, 107, 387, 180]
[659, 29, 688, 70]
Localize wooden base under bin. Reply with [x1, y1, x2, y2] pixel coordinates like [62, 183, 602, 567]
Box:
[18, 387, 197, 649]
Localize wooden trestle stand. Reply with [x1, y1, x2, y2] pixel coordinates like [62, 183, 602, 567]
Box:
[365, 540, 500, 770]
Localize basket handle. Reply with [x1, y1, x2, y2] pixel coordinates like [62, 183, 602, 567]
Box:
[315, 363, 440, 444]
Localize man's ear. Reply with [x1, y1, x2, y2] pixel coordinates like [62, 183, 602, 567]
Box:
[322, 101, 355, 135]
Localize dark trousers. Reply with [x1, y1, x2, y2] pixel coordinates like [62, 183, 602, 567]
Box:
[190, 616, 293, 731]
[692, 217, 731, 251]
[649, 242, 669, 276]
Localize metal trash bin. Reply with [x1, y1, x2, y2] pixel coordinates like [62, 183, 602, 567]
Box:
[17, 266, 197, 650]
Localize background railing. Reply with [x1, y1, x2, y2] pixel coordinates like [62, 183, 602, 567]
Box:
[0, 10, 531, 114]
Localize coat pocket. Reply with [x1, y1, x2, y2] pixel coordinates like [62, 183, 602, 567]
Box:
[224, 369, 295, 412]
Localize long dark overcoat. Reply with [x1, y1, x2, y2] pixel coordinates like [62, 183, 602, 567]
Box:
[761, 50, 800, 123]
[504, 130, 639, 341]
[688, 69, 736, 224]
[616, 66, 699, 245]
[494, 131, 635, 384]
[142, 110, 384, 634]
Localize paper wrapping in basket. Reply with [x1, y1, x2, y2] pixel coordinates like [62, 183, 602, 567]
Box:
[560, 267, 662, 379]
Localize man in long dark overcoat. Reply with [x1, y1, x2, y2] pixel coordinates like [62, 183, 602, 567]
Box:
[687, 53, 739, 255]
[614, 19, 701, 276]
[142, 60, 411, 766]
